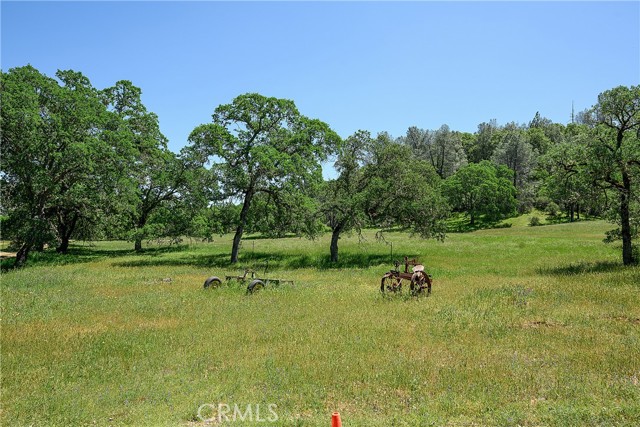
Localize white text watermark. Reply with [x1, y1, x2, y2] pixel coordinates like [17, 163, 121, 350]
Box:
[197, 403, 279, 423]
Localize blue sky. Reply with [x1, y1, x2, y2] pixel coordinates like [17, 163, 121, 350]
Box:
[3, 1, 639, 158]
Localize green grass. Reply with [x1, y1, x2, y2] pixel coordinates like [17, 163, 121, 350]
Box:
[2, 220, 639, 426]
[445, 209, 600, 232]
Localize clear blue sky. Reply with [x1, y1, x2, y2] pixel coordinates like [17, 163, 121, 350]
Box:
[3, 1, 639, 157]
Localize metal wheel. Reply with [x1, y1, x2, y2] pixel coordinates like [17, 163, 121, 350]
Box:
[204, 276, 222, 289]
[380, 274, 402, 293]
[410, 271, 432, 295]
[410, 272, 425, 295]
[247, 279, 265, 294]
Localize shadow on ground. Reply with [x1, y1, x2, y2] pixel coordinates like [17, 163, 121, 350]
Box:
[1, 244, 190, 271]
[446, 216, 511, 233]
[2, 240, 410, 272]
[112, 250, 407, 271]
[536, 261, 628, 276]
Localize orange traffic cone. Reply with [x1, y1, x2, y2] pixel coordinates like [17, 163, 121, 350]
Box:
[331, 412, 342, 427]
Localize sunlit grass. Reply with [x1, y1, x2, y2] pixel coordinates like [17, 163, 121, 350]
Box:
[1, 220, 639, 426]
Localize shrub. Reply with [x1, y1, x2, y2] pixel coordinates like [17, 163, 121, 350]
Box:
[494, 222, 513, 229]
[518, 200, 533, 214]
[546, 202, 560, 217]
[534, 196, 551, 211]
[529, 216, 542, 227]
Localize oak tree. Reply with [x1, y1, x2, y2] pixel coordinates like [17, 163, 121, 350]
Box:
[1, 66, 114, 265]
[188, 93, 340, 263]
[587, 85, 640, 265]
[443, 161, 517, 226]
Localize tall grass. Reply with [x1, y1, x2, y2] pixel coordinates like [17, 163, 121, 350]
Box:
[1, 220, 639, 426]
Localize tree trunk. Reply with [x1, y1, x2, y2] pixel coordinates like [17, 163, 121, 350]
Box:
[57, 212, 78, 254]
[57, 238, 70, 254]
[330, 225, 342, 263]
[569, 206, 574, 222]
[231, 189, 254, 264]
[469, 213, 475, 226]
[134, 214, 149, 252]
[14, 243, 31, 268]
[620, 178, 634, 266]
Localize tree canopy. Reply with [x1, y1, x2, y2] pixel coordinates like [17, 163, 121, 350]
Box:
[1, 66, 116, 265]
[586, 85, 640, 265]
[443, 161, 517, 226]
[1, 64, 637, 267]
[187, 93, 341, 263]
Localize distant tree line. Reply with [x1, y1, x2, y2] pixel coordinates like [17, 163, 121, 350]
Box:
[1, 66, 638, 266]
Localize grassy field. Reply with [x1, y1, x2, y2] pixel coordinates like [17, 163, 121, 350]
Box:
[1, 219, 639, 426]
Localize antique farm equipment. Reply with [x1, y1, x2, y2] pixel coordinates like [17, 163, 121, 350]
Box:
[380, 256, 433, 295]
[203, 265, 294, 294]
[225, 268, 256, 283]
[244, 277, 294, 294]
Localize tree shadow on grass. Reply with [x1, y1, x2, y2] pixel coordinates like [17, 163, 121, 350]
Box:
[446, 214, 512, 233]
[2, 239, 420, 273]
[113, 252, 270, 270]
[1, 244, 191, 271]
[536, 260, 627, 276]
[112, 250, 413, 271]
[290, 252, 400, 270]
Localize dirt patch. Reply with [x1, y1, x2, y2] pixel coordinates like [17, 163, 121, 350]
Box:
[605, 315, 640, 325]
[522, 319, 564, 328]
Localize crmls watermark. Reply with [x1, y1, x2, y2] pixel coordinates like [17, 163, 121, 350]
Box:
[197, 403, 279, 423]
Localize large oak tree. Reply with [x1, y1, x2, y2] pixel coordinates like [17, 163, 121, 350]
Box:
[319, 130, 372, 263]
[587, 85, 640, 265]
[188, 93, 340, 263]
[443, 161, 517, 226]
[1, 66, 116, 265]
[101, 80, 196, 252]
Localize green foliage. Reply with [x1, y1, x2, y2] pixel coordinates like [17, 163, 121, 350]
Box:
[101, 80, 203, 252]
[585, 85, 640, 264]
[443, 160, 517, 225]
[538, 134, 603, 222]
[0, 66, 208, 262]
[319, 130, 450, 262]
[528, 111, 564, 154]
[318, 130, 372, 261]
[546, 201, 560, 217]
[187, 93, 341, 262]
[467, 119, 499, 162]
[2, 66, 637, 269]
[1, 66, 121, 262]
[247, 187, 324, 239]
[399, 124, 467, 178]
[361, 134, 450, 240]
[491, 122, 536, 191]
[488, 122, 539, 214]
[529, 216, 542, 226]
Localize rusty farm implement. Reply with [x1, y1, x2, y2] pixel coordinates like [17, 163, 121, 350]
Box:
[380, 256, 433, 295]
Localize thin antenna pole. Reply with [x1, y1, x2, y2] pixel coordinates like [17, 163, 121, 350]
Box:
[571, 101, 575, 124]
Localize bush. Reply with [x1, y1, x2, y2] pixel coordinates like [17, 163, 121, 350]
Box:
[534, 196, 551, 211]
[493, 222, 513, 229]
[546, 202, 560, 217]
[529, 216, 542, 227]
[518, 200, 533, 214]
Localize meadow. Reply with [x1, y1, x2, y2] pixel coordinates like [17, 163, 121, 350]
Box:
[1, 218, 639, 426]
